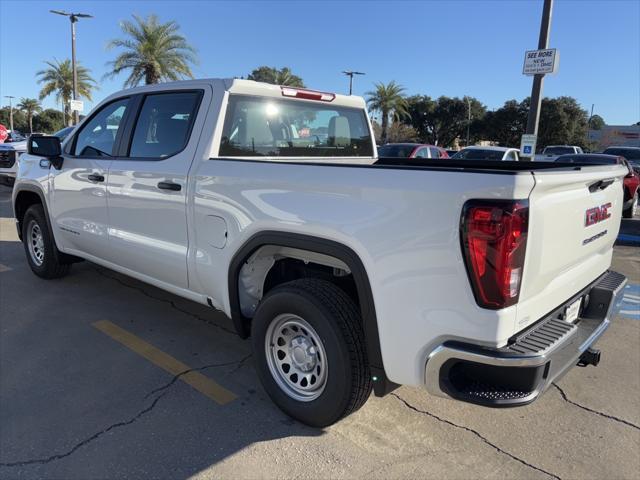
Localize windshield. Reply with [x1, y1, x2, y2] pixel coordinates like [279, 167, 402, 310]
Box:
[377, 145, 417, 157]
[603, 148, 640, 162]
[452, 149, 506, 160]
[544, 146, 575, 155]
[220, 95, 373, 157]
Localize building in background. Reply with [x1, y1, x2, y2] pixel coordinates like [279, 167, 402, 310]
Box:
[588, 125, 640, 150]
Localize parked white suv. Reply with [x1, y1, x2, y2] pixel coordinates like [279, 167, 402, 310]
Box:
[12, 79, 627, 426]
[451, 146, 520, 161]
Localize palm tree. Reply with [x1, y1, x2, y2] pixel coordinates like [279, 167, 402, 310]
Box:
[37, 59, 96, 126]
[105, 14, 198, 87]
[18, 98, 42, 134]
[365, 81, 409, 144]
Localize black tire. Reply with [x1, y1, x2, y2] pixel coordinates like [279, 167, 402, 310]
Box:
[21, 204, 71, 279]
[251, 278, 372, 427]
[623, 192, 638, 218]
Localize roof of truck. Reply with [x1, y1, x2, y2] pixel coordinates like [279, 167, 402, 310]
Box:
[97, 78, 366, 110]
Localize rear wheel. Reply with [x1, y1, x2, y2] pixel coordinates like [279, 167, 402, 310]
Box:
[22, 204, 70, 279]
[623, 192, 638, 218]
[251, 278, 372, 427]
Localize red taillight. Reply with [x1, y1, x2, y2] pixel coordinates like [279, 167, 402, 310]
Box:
[281, 87, 335, 102]
[460, 200, 529, 309]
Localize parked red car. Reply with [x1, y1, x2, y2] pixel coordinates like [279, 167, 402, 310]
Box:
[556, 153, 639, 218]
[377, 143, 449, 159]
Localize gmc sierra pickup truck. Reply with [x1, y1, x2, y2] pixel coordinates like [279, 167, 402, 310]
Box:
[12, 79, 627, 427]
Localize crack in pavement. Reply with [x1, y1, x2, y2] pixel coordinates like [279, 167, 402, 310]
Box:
[92, 267, 239, 336]
[143, 353, 252, 400]
[390, 393, 561, 480]
[0, 356, 249, 468]
[552, 383, 640, 431]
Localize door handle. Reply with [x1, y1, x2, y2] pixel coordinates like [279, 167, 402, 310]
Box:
[88, 173, 105, 182]
[157, 181, 182, 192]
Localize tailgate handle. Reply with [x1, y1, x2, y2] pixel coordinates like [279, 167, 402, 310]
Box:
[588, 178, 614, 193]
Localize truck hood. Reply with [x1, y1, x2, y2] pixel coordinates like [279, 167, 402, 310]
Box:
[0, 140, 27, 152]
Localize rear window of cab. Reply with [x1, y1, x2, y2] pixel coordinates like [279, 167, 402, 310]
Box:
[219, 95, 373, 158]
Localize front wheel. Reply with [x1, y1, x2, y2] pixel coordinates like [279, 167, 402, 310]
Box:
[251, 279, 372, 427]
[623, 192, 638, 218]
[22, 204, 70, 279]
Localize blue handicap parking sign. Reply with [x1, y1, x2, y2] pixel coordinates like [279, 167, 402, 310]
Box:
[523, 145, 532, 154]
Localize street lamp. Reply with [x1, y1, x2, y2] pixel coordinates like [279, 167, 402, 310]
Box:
[50, 9, 93, 125]
[3, 95, 15, 132]
[466, 97, 472, 146]
[342, 71, 365, 95]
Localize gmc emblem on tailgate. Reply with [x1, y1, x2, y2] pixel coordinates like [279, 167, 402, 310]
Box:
[585, 203, 611, 226]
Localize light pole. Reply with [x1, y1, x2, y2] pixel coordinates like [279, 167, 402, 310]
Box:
[3, 95, 15, 132]
[466, 97, 472, 146]
[523, 0, 554, 161]
[342, 71, 365, 95]
[50, 9, 93, 125]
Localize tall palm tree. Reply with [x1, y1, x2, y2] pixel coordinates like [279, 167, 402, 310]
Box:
[18, 98, 42, 134]
[105, 14, 198, 87]
[365, 81, 409, 144]
[36, 59, 96, 126]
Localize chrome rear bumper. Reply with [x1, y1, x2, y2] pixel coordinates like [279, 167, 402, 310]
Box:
[424, 270, 627, 407]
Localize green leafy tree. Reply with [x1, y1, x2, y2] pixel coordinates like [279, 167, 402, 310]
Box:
[247, 66, 305, 87]
[17, 98, 42, 134]
[0, 107, 27, 133]
[406, 95, 485, 147]
[37, 59, 96, 126]
[588, 114, 605, 130]
[32, 109, 65, 134]
[480, 96, 591, 150]
[105, 14, 198, 87]
[371, 120, 418, 143]
[538, 97, 590, 149]
[479, 99, 528, 147]
[366, 81, 409, 144]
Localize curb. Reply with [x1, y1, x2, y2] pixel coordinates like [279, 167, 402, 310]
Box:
[616, 234, 640, 247]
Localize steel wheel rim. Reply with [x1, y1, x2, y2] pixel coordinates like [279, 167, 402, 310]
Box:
[265, 314, 328, 402]
[27, 220, 45, 266]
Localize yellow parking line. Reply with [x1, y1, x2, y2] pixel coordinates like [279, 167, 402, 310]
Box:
[93, 320, 236, 405]
[0, 263, 12, 272]
[0, 217, 20, 242]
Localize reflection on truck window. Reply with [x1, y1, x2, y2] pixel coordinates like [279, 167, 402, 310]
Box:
[219, 95, 373, 158]
[129, 91, 201, 158]
[73, 99, 129, 157]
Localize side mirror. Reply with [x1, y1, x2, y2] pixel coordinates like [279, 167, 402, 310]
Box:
[28, 135, 63, 169]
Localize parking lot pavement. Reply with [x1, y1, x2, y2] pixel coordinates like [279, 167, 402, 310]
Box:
[0, 183, 638, 480]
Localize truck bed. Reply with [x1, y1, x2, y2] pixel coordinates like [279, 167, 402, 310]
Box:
[373, 157, 612, 172]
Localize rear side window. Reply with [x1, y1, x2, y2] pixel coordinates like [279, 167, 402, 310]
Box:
[219, 95, 373, 158]
[429, 147, 441, 158]
[73, 98, 129, 157]
[129, 91, 201, 158]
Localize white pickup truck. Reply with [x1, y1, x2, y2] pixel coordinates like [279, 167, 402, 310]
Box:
[535, 145, 584, 162]
[12, 79, 627, 427]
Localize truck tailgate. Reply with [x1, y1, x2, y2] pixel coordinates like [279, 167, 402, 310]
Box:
[515, 164, 626, 330]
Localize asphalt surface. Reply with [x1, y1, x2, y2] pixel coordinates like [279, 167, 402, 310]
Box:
[0, 183, 638, 480]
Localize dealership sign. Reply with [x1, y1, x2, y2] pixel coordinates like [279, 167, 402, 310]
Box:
[523, 48, 558, 75]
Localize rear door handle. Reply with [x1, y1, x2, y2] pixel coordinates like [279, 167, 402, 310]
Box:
[157, 181, 182, 192]
[88, 173, 105, 182]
